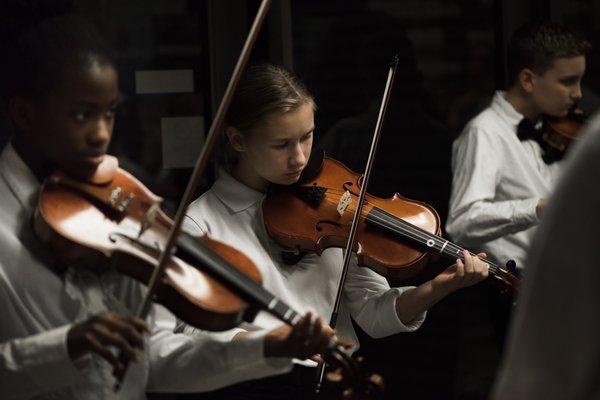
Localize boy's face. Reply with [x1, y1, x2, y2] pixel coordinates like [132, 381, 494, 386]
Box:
[530, 56, 586, 117]
[24, 61, 119, 179]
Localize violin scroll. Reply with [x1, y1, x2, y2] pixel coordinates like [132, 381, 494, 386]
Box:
[322, 345, 385, 399]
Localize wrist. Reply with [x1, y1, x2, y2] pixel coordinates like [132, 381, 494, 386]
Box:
[431, 275, 459, 296]
[66, 324, 86, 360]
[536, 203, 543, 219]
[263, 332, 285, 358]
[536, 197, 548, 219]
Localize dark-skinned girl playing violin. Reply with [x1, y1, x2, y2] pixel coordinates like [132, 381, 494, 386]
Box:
[0, 4, 336, 399]
[182, 63, 490, 399]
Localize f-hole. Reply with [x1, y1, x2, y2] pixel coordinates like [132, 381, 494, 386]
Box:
[315, 220, 343, 232]
[342, 181, 354, 192]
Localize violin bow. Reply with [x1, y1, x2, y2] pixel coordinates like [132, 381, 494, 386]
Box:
[115, 0, 272, 390]
[315, 55, 399, 393]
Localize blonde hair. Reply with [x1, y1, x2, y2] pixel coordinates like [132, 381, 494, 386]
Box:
[219, 63, 315, 170]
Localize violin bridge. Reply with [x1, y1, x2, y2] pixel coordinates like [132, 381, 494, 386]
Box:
[337, 190, 351, 216]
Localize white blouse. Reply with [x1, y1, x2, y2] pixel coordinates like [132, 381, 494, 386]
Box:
[0, 143, 290, 400]
[183, 170, 426, 362]
[446, 91, 564, 270]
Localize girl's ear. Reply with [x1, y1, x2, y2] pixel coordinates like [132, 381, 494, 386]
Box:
[226, 127, 246, 153]
[8, 96, 35, 132]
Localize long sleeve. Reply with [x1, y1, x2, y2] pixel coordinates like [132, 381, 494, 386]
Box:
[446, 125, 539, 247]
[0, 324, 88, 399]
[343, 260, 426, 338]
[146, 304, 292, 393]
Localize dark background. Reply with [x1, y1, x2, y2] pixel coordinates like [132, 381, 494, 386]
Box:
[2, 1, 599, 398]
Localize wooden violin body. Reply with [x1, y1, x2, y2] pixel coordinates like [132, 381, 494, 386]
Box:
[263, 155, 519, 295]
[543, 108, 587, 152]
[34, 155, 261, 331]
[264, 157, 440, 281]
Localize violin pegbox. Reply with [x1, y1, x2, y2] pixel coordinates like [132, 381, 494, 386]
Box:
[325, 354, 385, 400]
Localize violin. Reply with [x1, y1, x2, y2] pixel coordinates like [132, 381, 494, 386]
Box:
[263, 151, 519, 296]
[33, 155, 384, 398]
[543, 107, 587, 153]
[34, 155, 261, 331]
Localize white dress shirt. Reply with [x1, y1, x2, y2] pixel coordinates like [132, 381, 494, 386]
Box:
[0, 143, 290, 400]
[492, 114, 600, 399]
[183, 169, 426, 364]
[446, 91, 564, 270]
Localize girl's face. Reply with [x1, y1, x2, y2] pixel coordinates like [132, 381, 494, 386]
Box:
[16, 61, 119, 179]
[231, 102, 314, 191]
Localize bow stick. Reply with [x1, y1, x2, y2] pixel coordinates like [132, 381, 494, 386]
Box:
[315, 55, 399, 393]
[115, 0, 272, 390]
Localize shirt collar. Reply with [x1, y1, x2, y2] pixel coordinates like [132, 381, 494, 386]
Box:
[490, 90, 525, 133]
[0, 141, 40, 210]
[212, 169, 265, 213]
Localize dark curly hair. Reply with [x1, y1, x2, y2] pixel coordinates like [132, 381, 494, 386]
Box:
[0, 0, 115, 99]
[507, 21, 591, 85]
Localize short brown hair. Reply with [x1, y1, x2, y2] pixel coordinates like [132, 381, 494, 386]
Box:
[507, 21, 591, 85]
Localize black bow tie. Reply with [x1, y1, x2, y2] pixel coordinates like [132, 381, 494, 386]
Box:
[516, 118, 542, 141]
[517, 118, 563, 164]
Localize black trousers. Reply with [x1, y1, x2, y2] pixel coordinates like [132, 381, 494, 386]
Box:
[176, 365, 340, 400]
[488, 284, 516, 352]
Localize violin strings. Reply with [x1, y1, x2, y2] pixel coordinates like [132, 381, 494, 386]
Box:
[317, 191, 499, 273]
[369, 207, 501, 274]
[372, 209, 501, 274]
[317, 193, 501, 275]
[319, 196, 440, 248]
[320, 190, 479, 258]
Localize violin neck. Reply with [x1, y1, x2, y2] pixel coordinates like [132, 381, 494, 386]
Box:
[365, 207, 502, 275]
[175, 233, 301, 325]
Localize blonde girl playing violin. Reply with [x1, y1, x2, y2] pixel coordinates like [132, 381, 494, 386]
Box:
[183, 63, 489, 399]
